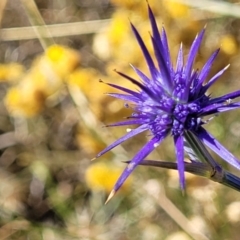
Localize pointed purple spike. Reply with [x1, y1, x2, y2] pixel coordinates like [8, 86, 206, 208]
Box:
[195, 49, 220, 94]
[200, 102, 240, 116]
[161, 27, 174, 74]
[209, 90, 240, 104]
[130, 64, 151, 85]
[107, 93, 139, 103]
[115, 70, 156, 98]
[101, 81, 141, 98]
[174, 135, 185, 189]
[198, 49, 220, 83]
[95, 124, 148, 158]
[185, 28, 206, 83]
[105, 119, 147, 127]
[215, 103, 240, 113]
[130, 22, 158, 79]
[191, 70, 199, 88]
[199, 102, 225, 115]
[112, 135, 166, 193]
[148, 6, 173, 92]
[151, 36, 173, 93]
[148, 4, 162, 50]
[195, 127, 240, 170]
[201, 64, 230, 94]
[131, 65, 165, 95]
[148, 4, 170, 64]
[176, 43, 184, 73]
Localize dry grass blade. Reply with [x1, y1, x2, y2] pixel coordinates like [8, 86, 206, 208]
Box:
[0, 19, 111, 41]
[20, 0, 54, 49]
[171, 0, 240, 18]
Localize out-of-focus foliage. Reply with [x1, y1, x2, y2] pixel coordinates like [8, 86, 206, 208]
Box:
[5, 45, 80, 117]
[0, 0, 240, 239]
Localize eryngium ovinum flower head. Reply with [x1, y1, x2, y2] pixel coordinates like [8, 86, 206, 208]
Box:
[95, 5, 240, 202]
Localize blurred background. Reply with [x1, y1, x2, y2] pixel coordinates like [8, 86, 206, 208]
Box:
[0, 0, 240, 239]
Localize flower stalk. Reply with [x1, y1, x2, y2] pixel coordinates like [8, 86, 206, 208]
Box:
[134, 131, 240, 192]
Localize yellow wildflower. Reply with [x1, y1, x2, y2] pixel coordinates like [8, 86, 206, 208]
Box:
[4, 45, 80, 117]
[85, 162, 132, 193]
[0, 63, 25, 83]
[220, 34, 238, 55]
[76, 123, 107, 155]
[107, 10, 131, 48]
[5, 86, 46, 117]
[42, 45, 80, 78]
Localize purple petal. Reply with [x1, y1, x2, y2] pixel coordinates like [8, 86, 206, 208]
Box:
[105, 119, 147, 127]
[131, 65, 165, 95]
[201, 64, 230, 93]
[113, 135, 166, 192]
[102, 81, 141, 98]
[148, 6, 173, 92]
[213, 103, 240, 113]
[148, 5, 171, 65]
[190, 70, 199, 89]
[130, 65, 151, 85]
[195, 49, 220, 93]
[176, 43, 183, 73]
[127, 113, 155, 120]
[195, 127, 240, 170]
[209, 90, 240, 104]
[107, 93, 139, 103]
[115, 70, 157, 99]
[147, 5, 162, 55]
[185, 28, 205, 82]
[200, 102, 240, 116]
[161, 27, 173, 74]
[174, 135, 185, 189]
[130, 22, 158, 79]
[95, 124, 148, 158]
[151, 35, 173, 93]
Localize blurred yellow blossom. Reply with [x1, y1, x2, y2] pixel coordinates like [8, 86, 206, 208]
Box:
[0, 63, 25, 82]
[5, 86, 46, 117]
[4, 45, 80, 117]
[41, 45, 80, 78]
[76, 124, 107, 155]
[107, 10, 131, 48]
[104, 11, 145, 63]
[220, 34, 238, 55]
[67, 68, 118, 119]
[165, 1, 189, 18]
[67, 68, 100, 94]
[85, 162, 132, 193]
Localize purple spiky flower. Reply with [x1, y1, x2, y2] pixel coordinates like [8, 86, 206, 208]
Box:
[95, 5, 240, 201]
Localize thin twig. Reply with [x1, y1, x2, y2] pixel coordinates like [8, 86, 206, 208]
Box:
[0, 19, 111, 41]
[20, 0, 55, 49]
[171, 0, 240, 18]
[0, 0, 7, 27]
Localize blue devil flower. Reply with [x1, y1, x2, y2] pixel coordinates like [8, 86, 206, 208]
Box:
[94, 5, 240, 201]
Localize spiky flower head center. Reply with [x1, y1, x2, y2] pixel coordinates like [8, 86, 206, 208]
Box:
[139, 90, 201, 138]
